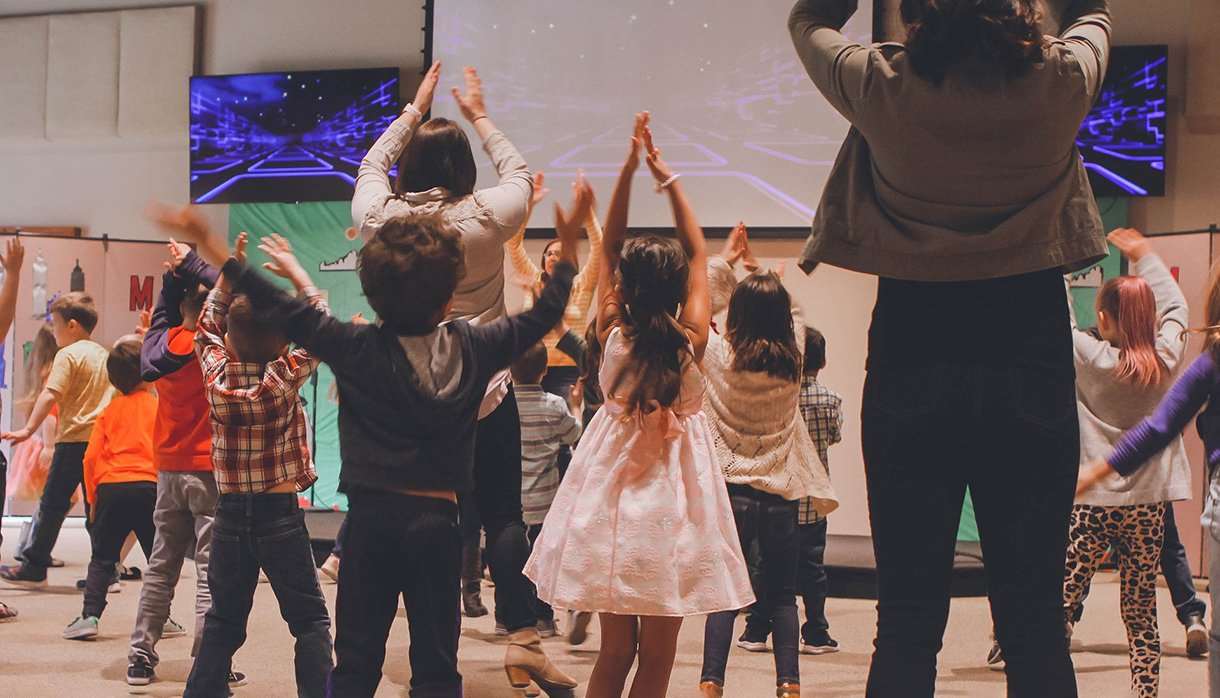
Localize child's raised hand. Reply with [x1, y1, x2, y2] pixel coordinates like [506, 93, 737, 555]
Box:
[554, 177, 595, 268]
[1, 236, 24, 277]
[624, 112, 648, 172]
[1107, 228, 1152, 262]
[135, 309, 152, 337]
[234, 232, 249, 265]
[259, 234, 311, 289]
[166, 238, 192, 271]
[640, 122, 674, 184]
[149, 203, 228, 266]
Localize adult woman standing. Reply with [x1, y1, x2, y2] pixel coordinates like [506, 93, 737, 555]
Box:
[352, 62, 576, 695]
[789, 1, 1111, 696]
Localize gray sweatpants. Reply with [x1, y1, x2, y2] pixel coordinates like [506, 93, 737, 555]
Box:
[129, 470, 218, 666]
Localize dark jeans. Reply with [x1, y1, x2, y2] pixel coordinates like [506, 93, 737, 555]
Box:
[185, 493, 332, 698]
[1162, 505, 1207, 625]
[702, 485, 800, 687]
[84, 482, 156, 618]
[863, 271, 1078, 698]
[467, 387, 538, 632]
[746, 518, 831, 641]
[0, 451, 7, 556]
[526, 524, 554, 623]
[331, 516, 349, 559]
[329, 491, 462, 698]
[19, 442, 88, 575]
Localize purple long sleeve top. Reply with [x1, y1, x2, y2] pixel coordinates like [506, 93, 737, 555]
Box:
[1110, 351, 1220, 476]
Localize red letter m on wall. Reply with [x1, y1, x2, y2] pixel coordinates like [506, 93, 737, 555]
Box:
[130, 275, 154, 312]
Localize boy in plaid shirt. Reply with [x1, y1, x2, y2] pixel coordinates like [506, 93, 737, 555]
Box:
[154, 214, 333, 698]
[742, 326, 843, 655]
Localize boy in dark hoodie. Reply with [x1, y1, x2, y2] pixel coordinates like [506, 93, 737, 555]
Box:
[157, 180, 591, 698]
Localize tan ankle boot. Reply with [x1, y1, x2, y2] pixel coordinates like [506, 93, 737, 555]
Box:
[777, 682, 801, 698]
[699, 680, 725, 697]
[505, 628, 577, 697]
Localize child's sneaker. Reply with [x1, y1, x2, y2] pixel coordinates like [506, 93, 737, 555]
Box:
[800, 632, 840, 655]
[1186, 615, 1209, 658]
[229, 670, 248, 687]
[567, 611, 593, 646]
[736, 628, 770, 653]
[0, 563, 47, 589]
[63, 615, 99, 640]
[986, 640, 1005, 671]
[320, 554, 340, 584]
[127, 656, 155, 686]
[75, 577, 121, 593]
[494, 621, 509, 636]
[162, 617, 187, 638]
[0, 601, 17, 622]
[536, 618, 560, 638]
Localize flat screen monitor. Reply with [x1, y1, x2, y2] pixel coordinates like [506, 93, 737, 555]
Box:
[1078, 45, 1167, 197]
[190, 67, 399, 204]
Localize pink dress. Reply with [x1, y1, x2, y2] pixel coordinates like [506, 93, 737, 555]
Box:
[524, 328, 754, 616]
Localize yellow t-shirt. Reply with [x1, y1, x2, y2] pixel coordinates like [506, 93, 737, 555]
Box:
[45, 339, 114, 443]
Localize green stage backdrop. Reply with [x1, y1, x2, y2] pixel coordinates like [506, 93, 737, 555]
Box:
[229, 202, 370, 510]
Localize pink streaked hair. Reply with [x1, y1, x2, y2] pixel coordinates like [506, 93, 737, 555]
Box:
[1096, 276, 1168, 387]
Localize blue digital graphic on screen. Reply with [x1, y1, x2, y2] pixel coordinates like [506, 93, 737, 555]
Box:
[190, 68, 399, 204]
[1078, 46, 1167, 198]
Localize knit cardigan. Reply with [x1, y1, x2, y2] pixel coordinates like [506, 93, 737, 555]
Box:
[701, 261, 839, 516]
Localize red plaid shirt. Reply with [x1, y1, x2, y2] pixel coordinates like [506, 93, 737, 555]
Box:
[196, 286, 324, 494]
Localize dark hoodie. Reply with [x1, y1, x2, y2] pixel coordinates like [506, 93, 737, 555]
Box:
[222, 258, 575, 495]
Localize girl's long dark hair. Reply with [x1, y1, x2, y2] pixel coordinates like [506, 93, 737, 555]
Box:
[900, 0, 1045, 85]
[726, 272, 801, 383]
[610, 236, 691, 413]
[580, 320, 604, 406]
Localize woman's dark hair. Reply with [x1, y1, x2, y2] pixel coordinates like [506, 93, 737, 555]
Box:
[610, 236, 691, 413]
[397, 118, 478, 197]
[539, 239, 562, 284]
[900, 0, 1045, 84]
[726, 272, 801, 383]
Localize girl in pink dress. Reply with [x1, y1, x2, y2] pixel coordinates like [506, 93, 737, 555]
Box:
[525, 114, 753, 698]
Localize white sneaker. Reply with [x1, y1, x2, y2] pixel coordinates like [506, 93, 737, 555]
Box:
[162, 617, 187, 638]
[1187, 617, 1209, 658]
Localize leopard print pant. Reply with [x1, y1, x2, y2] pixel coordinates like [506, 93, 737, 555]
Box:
[1062, 502, 1167, 698]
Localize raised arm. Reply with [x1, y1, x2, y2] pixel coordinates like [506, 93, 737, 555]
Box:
[571, 202, 605, 311]
[470, 181, 591, 374]
[0, 238, 24, 342]
[142, 245, 219, 381]
[640, 123, 710, 361]
[506, 172, 547, 290]
[452, 67, 533, 237]
[1059, 0, 1111, 98]
[352, 62, 440, 234]
[255, 234, 331, 375]
[1107, 229, 1189, 370]
[789, 0, 875, 121]
[597, 113, 648, 343]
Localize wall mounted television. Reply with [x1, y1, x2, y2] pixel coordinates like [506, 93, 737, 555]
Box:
[190, 67, 399, 204]
[1077, 45, 1167, 198]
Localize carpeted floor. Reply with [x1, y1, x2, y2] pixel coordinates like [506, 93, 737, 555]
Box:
[0, 522, 1209, 697]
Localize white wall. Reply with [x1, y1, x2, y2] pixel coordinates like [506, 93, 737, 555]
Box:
[0, 0, 428, 240]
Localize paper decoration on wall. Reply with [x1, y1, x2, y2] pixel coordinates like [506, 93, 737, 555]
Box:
[31, 252, 46, 316]
[318, 251, 357, 273]
[70, 260, 85, 292]
[130, 275, 154, 312]
[1069, 266, 1103, 288]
